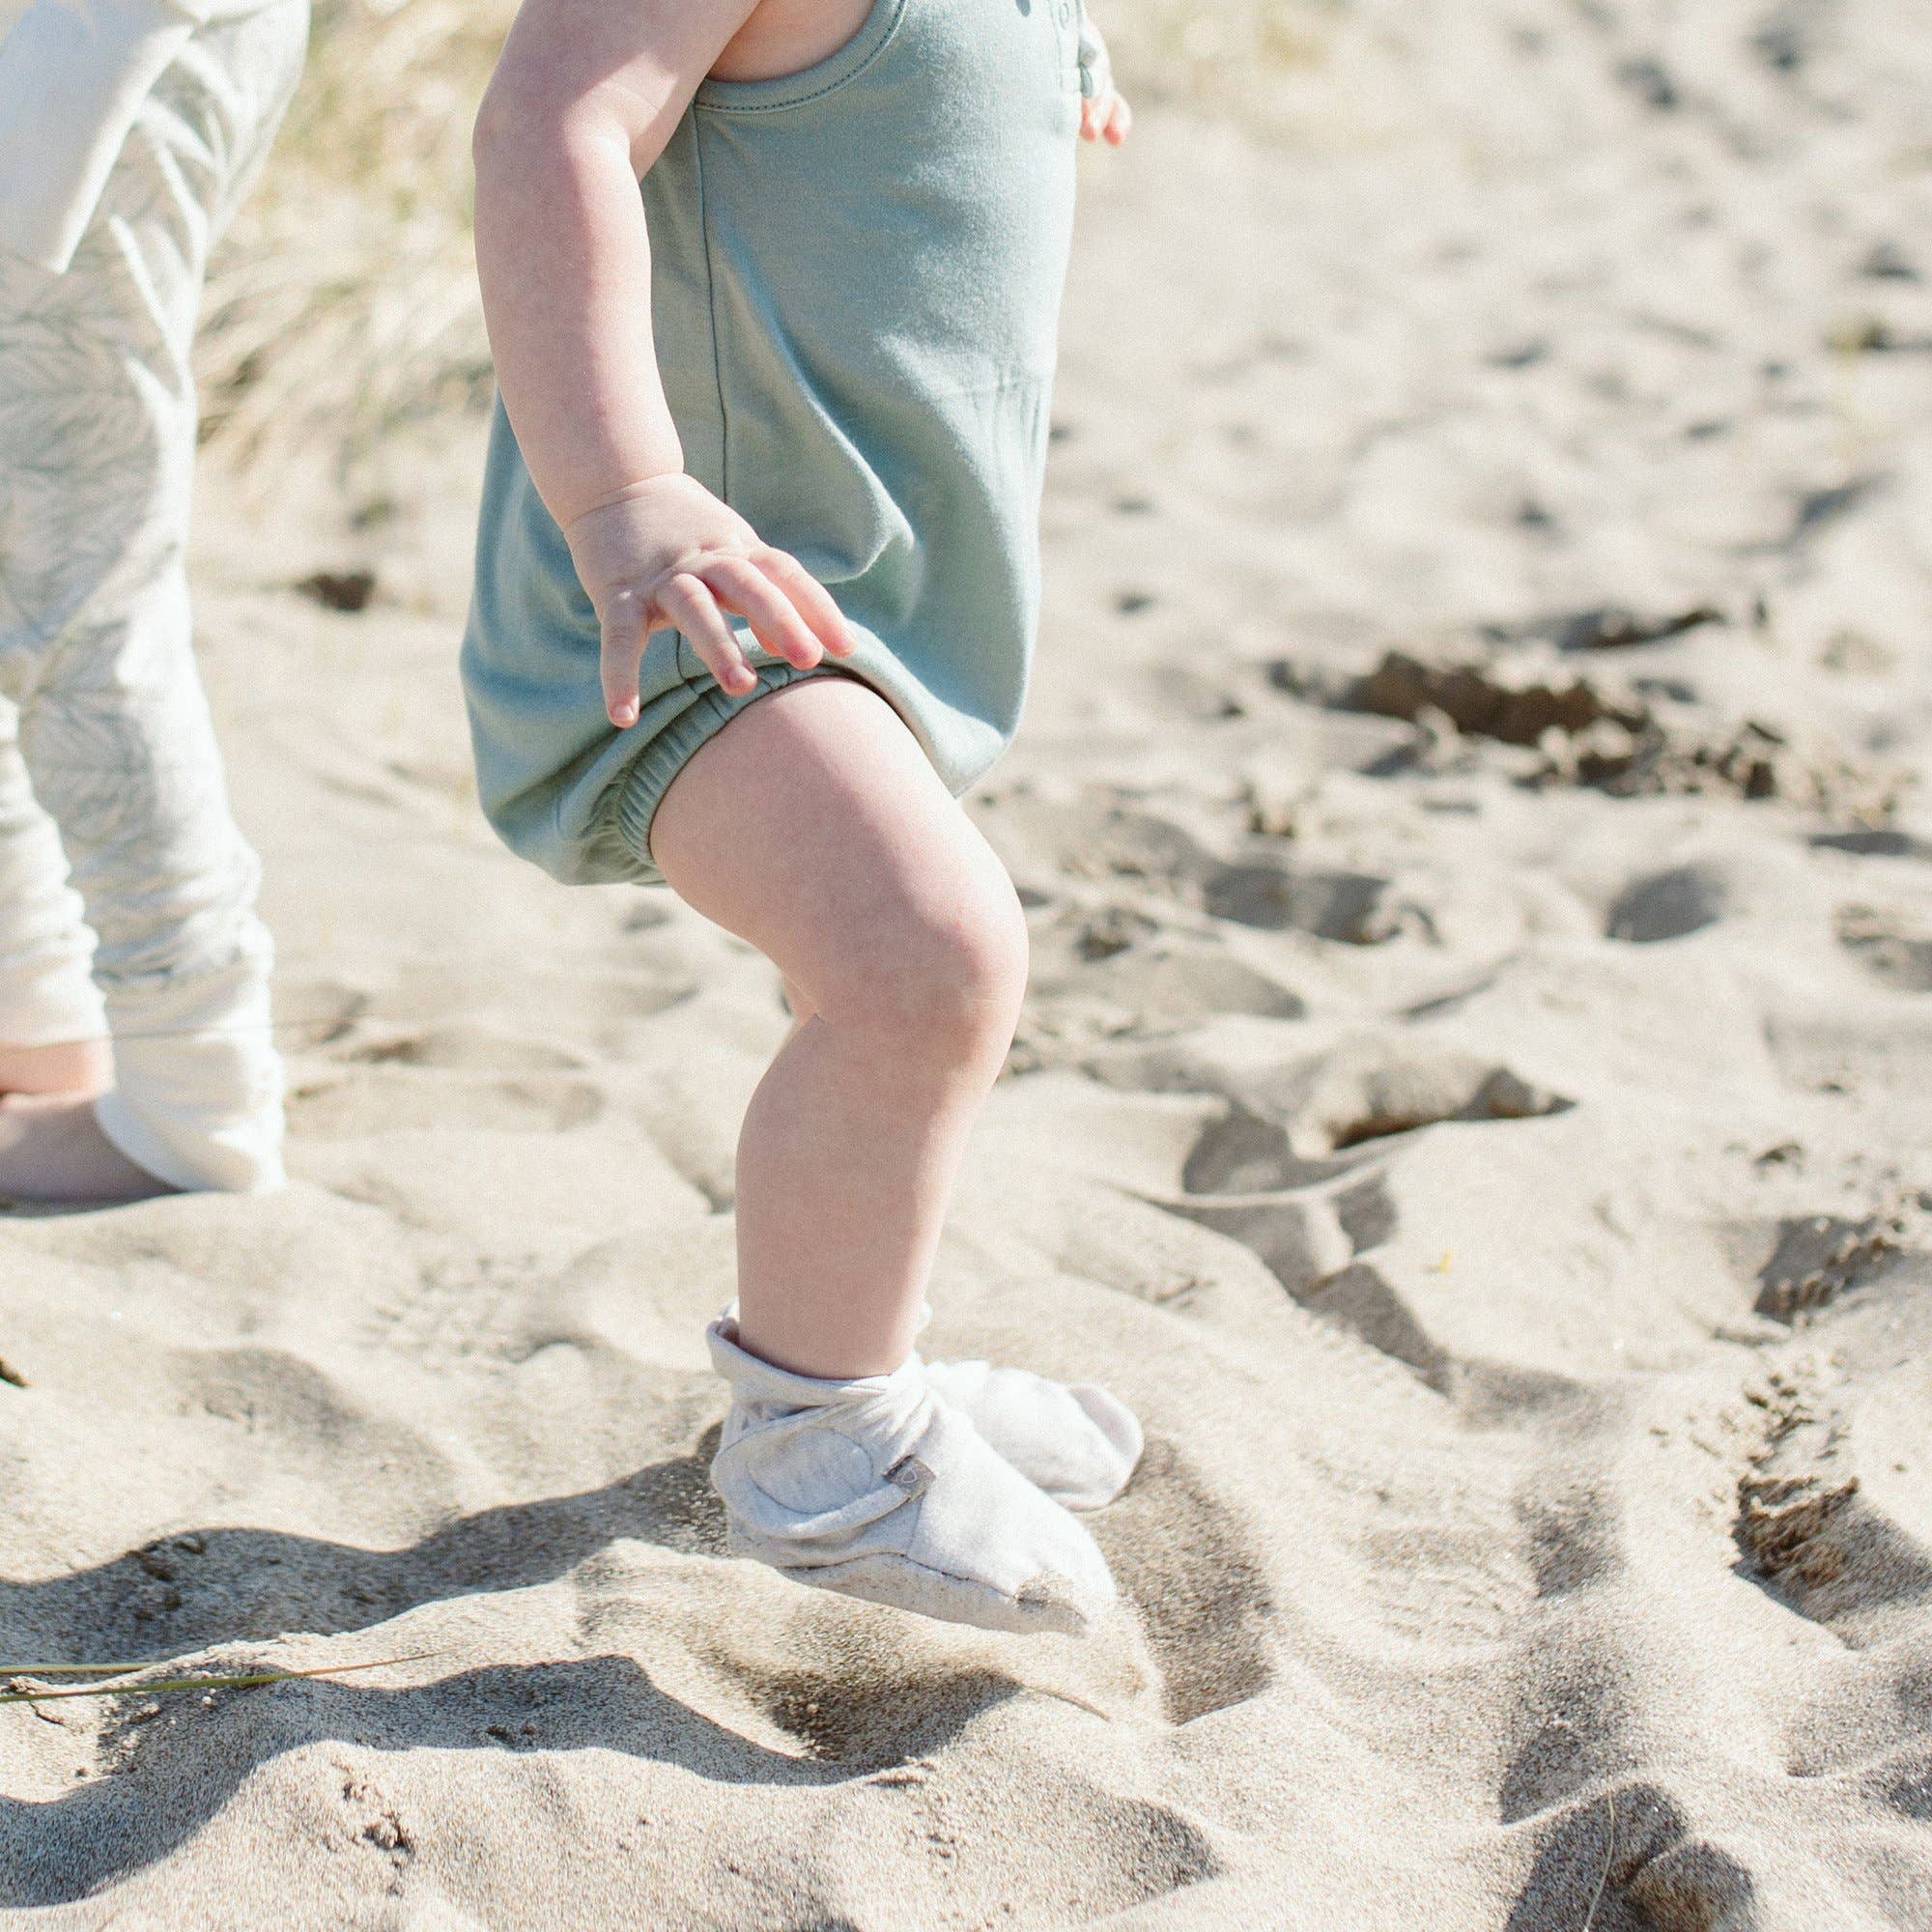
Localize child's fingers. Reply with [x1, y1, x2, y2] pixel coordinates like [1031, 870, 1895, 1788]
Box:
[658, 572, 758, 696]
[1080, 90, 1131, 145]
[598, 586, 652, 727]
[702, 555, 824, 670]
[753, 548, 857, 658]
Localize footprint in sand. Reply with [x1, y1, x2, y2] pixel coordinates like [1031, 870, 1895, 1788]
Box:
[1753, 1212, 1902, 1322]
[1836, 904, 1932, 991]
[1145, 1054, 1569, 1388]
[1202, 860, 1431, 944]
[1267, 1038, 1574, 1159]
[1094, 1033, 1573, 1161]
[1098, 1446, 1276, 1725]
[989, 787, 1431, 948]
[1026, 901, 1306, 1037]
[1605, 863, 1732, 943]
[1735, 1361, 1932, 1647]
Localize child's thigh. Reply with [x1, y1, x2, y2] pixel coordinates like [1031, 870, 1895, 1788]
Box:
[650, 677, 1024, 1013]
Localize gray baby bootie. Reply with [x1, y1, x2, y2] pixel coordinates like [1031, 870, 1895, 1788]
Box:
[920, 1356, 1143, 1512]
[717, 1301, 1145, 1511]
[706, 1319, 1119, 1636]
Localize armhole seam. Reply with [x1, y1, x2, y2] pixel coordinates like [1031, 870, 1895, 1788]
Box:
[694, 0, 910, 116]
[692, 119, 731, 509]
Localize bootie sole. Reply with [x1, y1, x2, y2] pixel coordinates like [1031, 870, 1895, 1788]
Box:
[728, 1535, 1108, 1636]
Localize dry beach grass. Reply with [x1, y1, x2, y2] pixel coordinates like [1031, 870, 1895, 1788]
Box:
[197, 0, 1338, 464]
[6, 0, 1932, 1926]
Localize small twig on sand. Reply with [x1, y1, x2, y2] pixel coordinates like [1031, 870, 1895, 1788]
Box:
[1581, 1789, 1618, 1931]
[0, 1652, 436, 1707]
[1017, 1683, 1119, 1722]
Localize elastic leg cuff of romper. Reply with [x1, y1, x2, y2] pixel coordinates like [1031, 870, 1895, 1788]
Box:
[0, 1004, 109, 1052]
[92, 1090, 287, 1196]
[612, 661, 854, 876]
[0, 962, 107, 1050]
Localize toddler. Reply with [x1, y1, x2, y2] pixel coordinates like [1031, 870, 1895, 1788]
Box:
[466, 0, 1137, 1634]
[0, 0, 305, 1200]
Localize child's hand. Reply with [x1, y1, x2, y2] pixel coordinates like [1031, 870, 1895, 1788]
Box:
[564, 474, 857, 727]
[1077, 18, 1132, 147]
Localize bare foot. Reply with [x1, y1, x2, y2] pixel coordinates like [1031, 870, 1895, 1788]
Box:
[0, 1038, 112, 1099]
[0, 1094, 174, 1205]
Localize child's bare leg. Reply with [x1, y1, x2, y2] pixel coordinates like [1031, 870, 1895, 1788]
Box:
[0, 1040, 112, 1098]
[0, 711, 111, 1102]
[761, 963, 1141, 1513]
[653, 677, 1027, 1380]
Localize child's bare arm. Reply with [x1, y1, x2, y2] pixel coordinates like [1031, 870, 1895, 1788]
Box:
[472, 0, 738, 528]
[472, 0, 858, 723]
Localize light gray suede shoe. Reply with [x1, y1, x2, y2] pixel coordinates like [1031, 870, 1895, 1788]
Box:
[706, 1320, 1119, 1636]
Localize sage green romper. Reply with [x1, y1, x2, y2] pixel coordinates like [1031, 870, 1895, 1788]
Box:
[462, 0, 1091, 887]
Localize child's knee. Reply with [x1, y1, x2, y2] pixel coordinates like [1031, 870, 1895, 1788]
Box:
[828, 864, 1028, 1068]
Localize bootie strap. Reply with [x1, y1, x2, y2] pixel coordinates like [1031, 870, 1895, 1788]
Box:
[713, 1428, 933, 1549]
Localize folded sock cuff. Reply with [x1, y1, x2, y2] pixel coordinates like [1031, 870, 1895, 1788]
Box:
[705, 1318, 923, 1413]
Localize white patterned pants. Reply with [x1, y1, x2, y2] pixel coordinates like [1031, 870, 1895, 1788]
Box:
[0, 0, 306, 1192]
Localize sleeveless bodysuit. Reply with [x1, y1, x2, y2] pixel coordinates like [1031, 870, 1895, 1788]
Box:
[462, 0, 1087, 885]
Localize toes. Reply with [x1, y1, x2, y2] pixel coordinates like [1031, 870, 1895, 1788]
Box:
[1066, 1381, 1147, 1507]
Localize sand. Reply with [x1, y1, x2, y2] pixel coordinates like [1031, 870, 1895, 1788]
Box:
[5, 0, 1932, 1924]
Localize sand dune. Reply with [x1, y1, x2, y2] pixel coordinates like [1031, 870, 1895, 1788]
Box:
[4, 0, 1931, 1924]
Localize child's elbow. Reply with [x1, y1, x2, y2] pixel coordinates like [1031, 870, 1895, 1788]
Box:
[472, 72, 536, 174]
[472, 58, 587, 176]
[472, 71, 644, 185]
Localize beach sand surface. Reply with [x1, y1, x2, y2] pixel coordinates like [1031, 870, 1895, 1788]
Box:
[4, 0, 1932, 1924]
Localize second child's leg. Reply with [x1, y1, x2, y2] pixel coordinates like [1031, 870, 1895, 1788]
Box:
[9, 598, 282, 1199]
[0, 704, 110, 1098]
[653, 677, 1027, 1379]
[0, 3, 306, 1201]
